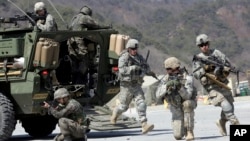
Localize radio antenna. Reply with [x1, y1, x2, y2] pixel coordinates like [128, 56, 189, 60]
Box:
[46, 0, 68, 29]
[7, 0, 35, 25]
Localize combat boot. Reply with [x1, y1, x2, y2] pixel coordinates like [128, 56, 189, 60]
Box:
[216, 119, 227, 136]
[63, 135, 72, 141]
[231, 118, 240, 125]
[54, 133, 64, 141]
[141, 122, 154, 134]
[185, 130, 194, 141]
[110, 111, 119, 124]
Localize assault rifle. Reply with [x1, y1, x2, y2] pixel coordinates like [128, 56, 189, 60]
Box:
[193, 55, 241, 85]
[193, 55, 239, 74]
[129, 50, 159, 80]
[0, 12, 46, 26]
[84, 24, 112, 30]
[168, 67, 188, 81]
[40, 100, 59, 108]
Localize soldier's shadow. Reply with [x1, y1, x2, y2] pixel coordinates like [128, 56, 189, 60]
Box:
[195, 135, 225, 140]
[9, 134, 55, 141]
[9, 129, 172, 140]
[87, 128, 171, 138]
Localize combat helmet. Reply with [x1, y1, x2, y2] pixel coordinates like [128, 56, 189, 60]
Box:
[54, 88, 70, 100]
[126, 39, 139, 49]
[196, 34, 210, 46]
[34, 2, 45, 12]
[164, 57, 181, 69]
[80, 6, 92, 16]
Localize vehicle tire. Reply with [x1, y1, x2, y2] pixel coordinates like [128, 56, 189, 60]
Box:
[0, 92, 16, 141]
[21, 115, 58, 137]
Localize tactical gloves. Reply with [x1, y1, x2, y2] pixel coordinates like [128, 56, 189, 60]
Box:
[130, 65, 141, 74]
[130, 65, 141, 70]
[165, 79, 182, 94]
[37, 19, 45, 25]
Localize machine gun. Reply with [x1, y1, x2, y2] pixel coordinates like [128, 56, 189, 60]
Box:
[129, 50, 159, 80]
[193, 55, 241, 86]
[0, 12, 46, 26]
[193, 55, 240, 74]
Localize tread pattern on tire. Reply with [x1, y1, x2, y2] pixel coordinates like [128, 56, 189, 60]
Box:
[0, 93, 16, 141]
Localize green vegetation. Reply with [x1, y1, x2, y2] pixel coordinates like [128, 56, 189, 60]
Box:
[1, 0, 250, 74]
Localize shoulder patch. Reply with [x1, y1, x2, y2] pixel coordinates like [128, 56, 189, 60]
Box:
[119, 50, 129, 57]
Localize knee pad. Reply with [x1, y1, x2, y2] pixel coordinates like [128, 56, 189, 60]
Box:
[137, 100, 147, 112]
[117, 104, 129, 113]
[182, 100, 196, 113]
[221, 100, 236, 119]
[221, 100, 233, 113]
[172, 120, 184, 140]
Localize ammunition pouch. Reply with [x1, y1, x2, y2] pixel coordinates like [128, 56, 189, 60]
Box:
[204, 73, 231, 90]
[222, 67, 230, 77]
[165, 93, 182, 107]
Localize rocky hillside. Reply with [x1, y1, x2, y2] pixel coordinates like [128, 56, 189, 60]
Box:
[1, 0, 250, 79]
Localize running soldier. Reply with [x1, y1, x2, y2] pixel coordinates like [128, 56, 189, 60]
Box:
[110, 39, 155, 134]
[192, 34, 240, 136]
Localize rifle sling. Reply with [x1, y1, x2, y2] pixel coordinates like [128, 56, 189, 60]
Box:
[205, 73, 231, 90]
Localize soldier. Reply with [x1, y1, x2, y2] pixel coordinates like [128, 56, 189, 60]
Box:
[42, 88, 89, 141]
[69, 5, 108, 31]
[67, 5, 109, 87]
[110, 39, 155, 134]
[192, 34, 240, 136]
[34, 2, 58, 85]
[34, 1, 57, 31]
[161, 57, 197, 140]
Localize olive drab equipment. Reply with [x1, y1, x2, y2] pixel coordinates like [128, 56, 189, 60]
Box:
[0, 14, 140, 141]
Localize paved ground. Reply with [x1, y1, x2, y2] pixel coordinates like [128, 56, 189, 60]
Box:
[10, 96, 250, 141]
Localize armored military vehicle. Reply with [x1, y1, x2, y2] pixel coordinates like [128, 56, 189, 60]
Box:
[0, 16, 139, 140]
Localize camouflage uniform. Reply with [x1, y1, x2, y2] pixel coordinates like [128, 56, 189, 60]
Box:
[36, 13, 57, 31]
[69, 6, 103, 31]
[192, 34, 240, 136]
[110, 39, 154, 134]
[67, 6, 104, 84]
[34, 2, 57, 31]
[49, 88, 88, 141]
[162, 57, 197, 140]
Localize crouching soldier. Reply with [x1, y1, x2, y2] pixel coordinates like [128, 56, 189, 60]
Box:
[162, 57, 197, 140]
[42, 88, 89, 141]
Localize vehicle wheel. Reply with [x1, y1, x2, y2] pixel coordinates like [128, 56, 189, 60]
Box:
[21, 115, 58, 137]
[0, 93, 16, 141]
